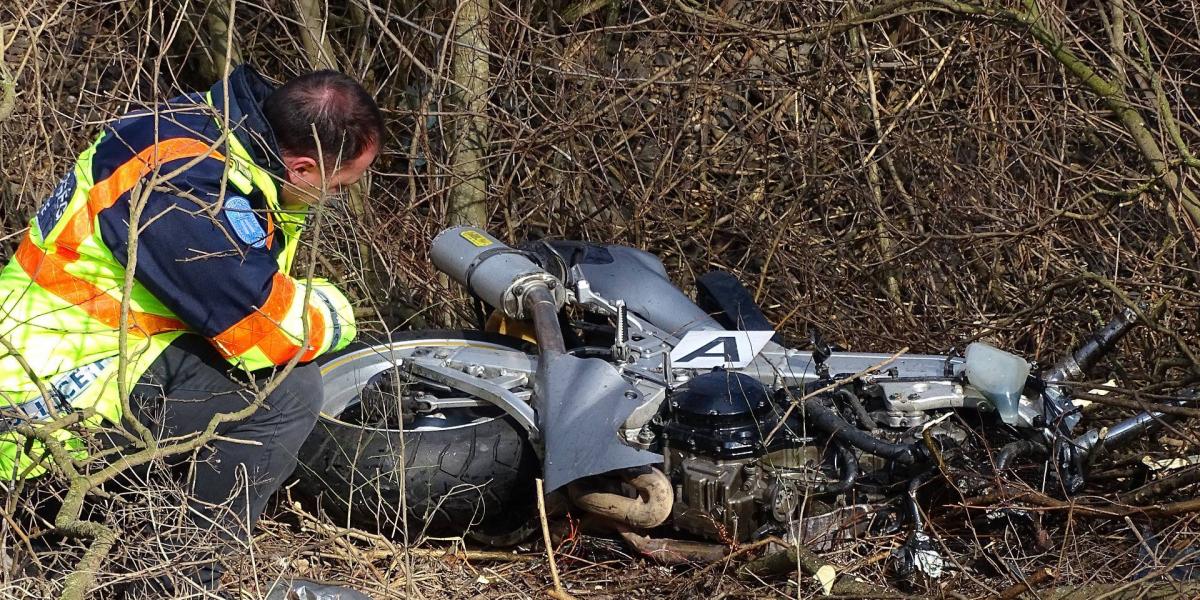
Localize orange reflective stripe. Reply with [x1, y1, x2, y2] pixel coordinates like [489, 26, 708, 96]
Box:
[212, 273, 327, 365]
[17, 138, 226, 339]
[211, 273, 295, 361]
[255, 283, 327, 363]
[263, 212, 275, 250]
[14, 237, 186, 336]
[55, 138, 225, 251]
[299, 302, 326, 362]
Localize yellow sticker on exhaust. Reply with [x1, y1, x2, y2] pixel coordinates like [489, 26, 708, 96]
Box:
[461, 230, 493, 247]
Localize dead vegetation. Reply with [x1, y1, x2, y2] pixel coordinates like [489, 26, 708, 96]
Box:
[4, 0, 1200, 598]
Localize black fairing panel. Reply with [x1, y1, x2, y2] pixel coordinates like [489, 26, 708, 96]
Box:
[695, 270, 782, 344]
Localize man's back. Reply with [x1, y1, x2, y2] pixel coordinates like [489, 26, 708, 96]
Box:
[0, 65, 362, 468]
[0, 65, 381, 595]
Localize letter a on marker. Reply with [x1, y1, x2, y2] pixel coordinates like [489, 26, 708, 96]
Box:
[676, 337, 740, 364]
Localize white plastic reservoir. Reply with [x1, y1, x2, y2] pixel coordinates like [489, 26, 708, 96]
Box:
[964, 342, 1031, 425]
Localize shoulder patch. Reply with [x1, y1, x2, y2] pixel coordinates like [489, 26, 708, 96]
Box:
[224, 195, 267, 248]
[35, 171, 78, 236]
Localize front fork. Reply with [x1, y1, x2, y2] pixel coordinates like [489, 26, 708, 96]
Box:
[1034, 305, 1190, 491]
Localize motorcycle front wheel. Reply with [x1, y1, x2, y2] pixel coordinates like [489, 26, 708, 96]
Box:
[293, 330, 539, 544]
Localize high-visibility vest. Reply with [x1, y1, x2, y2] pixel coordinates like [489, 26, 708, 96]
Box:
[0, 86, 356, 478]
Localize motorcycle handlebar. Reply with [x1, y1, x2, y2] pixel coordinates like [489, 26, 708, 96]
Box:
[1045, 305, 1142, 384]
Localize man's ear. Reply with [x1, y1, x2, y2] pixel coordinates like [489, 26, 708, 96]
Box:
[282, 155, 321, 185]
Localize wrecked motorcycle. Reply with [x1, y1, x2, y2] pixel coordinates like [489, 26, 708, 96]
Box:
[294, 226, 1187, 565]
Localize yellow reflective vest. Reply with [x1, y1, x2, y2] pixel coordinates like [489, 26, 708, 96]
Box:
[0, 66, 356, 478]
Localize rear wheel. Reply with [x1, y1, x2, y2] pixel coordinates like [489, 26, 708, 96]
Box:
[294, 330, 539, 543]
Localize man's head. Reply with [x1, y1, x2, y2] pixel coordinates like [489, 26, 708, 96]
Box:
[262, 70, 384, 208]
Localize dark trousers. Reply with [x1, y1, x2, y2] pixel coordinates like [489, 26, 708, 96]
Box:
[124, 334, 323, 588]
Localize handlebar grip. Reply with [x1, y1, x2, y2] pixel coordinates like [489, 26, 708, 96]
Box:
[1046, 305, 1142, 383]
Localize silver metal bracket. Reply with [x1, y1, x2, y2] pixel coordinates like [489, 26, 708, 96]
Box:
[406, 360, 541, 445]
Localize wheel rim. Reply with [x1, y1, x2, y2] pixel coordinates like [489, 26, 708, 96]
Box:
[318, 337, 530, 432]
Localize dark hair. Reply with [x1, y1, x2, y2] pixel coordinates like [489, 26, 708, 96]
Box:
[263, 70, 384, 168]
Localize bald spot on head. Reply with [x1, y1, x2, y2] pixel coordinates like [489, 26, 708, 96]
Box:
[263, 70, 384, 170]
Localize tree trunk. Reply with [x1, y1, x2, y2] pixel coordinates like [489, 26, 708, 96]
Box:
[447, 0, 491, 227]
[194, 0, 241, 83]
[0, 46, 14, 122]
[295, 0, 338, 70]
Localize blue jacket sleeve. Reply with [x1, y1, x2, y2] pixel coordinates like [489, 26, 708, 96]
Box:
[96, 155, 354, 367]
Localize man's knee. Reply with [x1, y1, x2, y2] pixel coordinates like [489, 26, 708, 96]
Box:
[265, 362, 324, 425]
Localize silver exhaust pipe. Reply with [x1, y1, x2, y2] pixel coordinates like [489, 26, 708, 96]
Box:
[431, 226, 565, 320]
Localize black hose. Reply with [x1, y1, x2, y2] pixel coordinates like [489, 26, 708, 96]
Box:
[803, 398, 920, 464]
[818, 442, 859, 495]
[907, 471, 932, 532]
[996, 440, 1048, 471]
[834, 388, 877, 430]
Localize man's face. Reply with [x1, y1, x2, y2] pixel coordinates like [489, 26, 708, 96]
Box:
[279, 145, 379, 208]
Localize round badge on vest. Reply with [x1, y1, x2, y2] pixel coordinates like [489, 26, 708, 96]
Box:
[224, 195, 268, 248]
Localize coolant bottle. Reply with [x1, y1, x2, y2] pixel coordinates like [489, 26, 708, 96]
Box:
[964, 342, 1031, 425]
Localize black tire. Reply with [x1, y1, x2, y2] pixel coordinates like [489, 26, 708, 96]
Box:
[293, 330, 538, 542]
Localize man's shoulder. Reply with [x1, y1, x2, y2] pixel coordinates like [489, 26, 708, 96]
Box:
[88, 95, 226, 183]
[101, 94, 223, 155]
